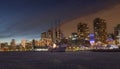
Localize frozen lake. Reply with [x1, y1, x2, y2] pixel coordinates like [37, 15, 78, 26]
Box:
[0, 51, 120, 69]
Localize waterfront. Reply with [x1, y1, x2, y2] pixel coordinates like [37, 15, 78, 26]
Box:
[0, 51, 120, 69]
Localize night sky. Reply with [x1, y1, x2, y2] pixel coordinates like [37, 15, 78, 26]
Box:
[0, 0, 120, 43]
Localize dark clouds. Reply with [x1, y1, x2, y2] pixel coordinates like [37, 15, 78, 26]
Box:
[0, 0, 120, 42]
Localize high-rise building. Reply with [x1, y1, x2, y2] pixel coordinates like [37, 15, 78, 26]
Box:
[21, 39, 26, 48]
[93, 18, 107, 42]
[114, 24, 120, 36]
[47, 30, 53, 39]
[77, 22, 90, 40]
[32, 39, 36, 47]
[114, 24, 120, 44]
[10, 39, 16, 46]
[41, 32, 47, 39]
[50, 21, 62, 43]
[0, 42, 1, 48]
[55, 25, 62, 42]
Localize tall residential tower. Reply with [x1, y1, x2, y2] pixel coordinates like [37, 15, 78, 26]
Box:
[93, 18, 107, 42]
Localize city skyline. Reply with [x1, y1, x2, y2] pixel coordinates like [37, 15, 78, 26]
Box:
[0, 0, 120, 43]
[2, 17, 119, 44]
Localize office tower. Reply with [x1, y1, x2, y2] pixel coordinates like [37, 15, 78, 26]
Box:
[77, 22, 90, 40]
[47, 29, 53, 39]
[21, 39, 26, 48]
[41, 32, 47, 39]
[10, 39, 16, 46]
[114, 24, 120, 44]
[93, 18, 107, 42]
[114, 24, 120, 36]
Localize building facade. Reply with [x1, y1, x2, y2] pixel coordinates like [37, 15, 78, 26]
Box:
[93, 18, 107, 43]
[114, 24, 120, 44]
[10, 39, 16, 47]
[77, 22, 90, 40]
[21, 39, 26, 48]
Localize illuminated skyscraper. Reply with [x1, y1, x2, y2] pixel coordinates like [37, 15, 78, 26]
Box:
[93, 18, 107, 42]
[77, 22, 89, 40]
